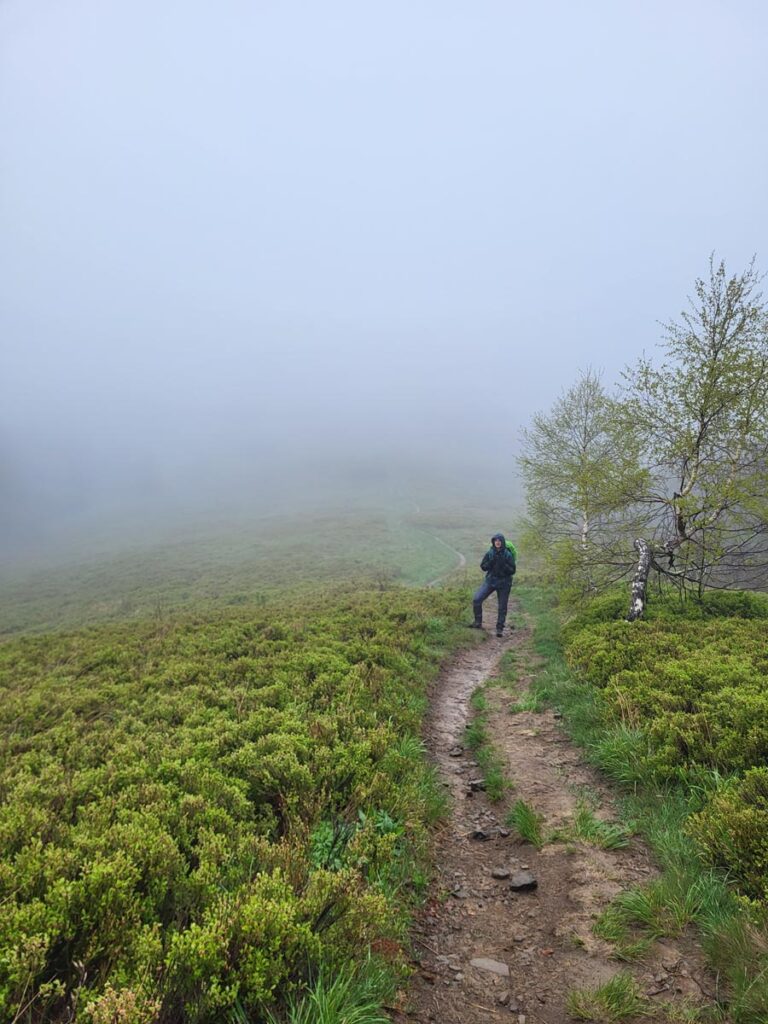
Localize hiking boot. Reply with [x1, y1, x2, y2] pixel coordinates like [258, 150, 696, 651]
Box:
[496, 628, 503, 638]
[467, 621, 483, 629]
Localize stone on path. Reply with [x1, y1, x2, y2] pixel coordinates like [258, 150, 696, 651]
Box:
[470, 957, 510, 976]
[509, 870, 538, 891]
[491, 867, 511, 879]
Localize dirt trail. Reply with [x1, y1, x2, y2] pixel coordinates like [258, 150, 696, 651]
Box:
[396, 599, 715, 1024]
[426, 537, 467, 588]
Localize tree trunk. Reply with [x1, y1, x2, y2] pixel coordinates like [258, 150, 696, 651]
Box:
[627, 539, 652, 621]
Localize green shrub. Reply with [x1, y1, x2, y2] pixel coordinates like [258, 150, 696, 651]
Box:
[562, 585, 768, 642]
[688, 769, 768, 902]
[693, 589, 768, 620]
[565, 617, 768, 775]
[560, 590, 627, 644]
[0, 587, 465, 1022]
[562, 594, 768, 904]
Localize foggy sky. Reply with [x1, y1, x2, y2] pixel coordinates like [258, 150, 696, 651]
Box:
[2, 1, 768, 548]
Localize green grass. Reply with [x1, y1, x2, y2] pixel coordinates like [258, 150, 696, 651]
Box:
[596, 877, 703, 942]
[550, 798, 634, 851]
[508, 691, 545, 714]
[2, 499, 521, 638]
[567, 972, 650, 1022]
[571, 799, 634, 850]
[506, 799, 545, 848]
[656, 1001, 719, 1023]
[464, 689, 509, 802]
[263, 960, 395, 1024]
[0, 498, 526, 638]
[589, 726, 654, 788]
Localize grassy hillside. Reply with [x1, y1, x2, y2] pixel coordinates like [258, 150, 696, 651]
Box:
[0, 503, 517, 637]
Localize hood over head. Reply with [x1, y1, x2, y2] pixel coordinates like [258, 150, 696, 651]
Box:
[491, 532, 506, 546]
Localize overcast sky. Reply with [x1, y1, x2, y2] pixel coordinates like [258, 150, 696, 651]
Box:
[2, 1, 767, 544]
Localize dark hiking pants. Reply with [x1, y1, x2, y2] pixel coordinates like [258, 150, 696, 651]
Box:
[472, 580, 511, 630]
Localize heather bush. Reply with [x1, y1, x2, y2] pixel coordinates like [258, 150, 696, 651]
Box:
[688, 769, 768, 902]
[566, 618, 768, 774]
[0, 587, 464, 1022]
[562, 591, 768, 906]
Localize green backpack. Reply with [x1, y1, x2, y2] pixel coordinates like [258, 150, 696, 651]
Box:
[505, 540, 518, 561]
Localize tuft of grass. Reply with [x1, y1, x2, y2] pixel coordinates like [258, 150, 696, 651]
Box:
[612, 937, 655, 963]
[610, 878, 698, 937]
[594, 867, 726, 966]
[464, 715, 484, 750]
[588, 725, 652, 787]
[571, 800, 634, 850]
[507, 799, 545, 848]
[508, 691, 544, 714]
[470, 689, 488, 712]
[475, 753, 506, 802]
[701, 914, 768, 1023]
[654, 998, 719, 1023]
[464, 687, 509, 802]
[593, 906, 628, 945]
[567, 971, 650, 1022]
[591, 905, 654, 962]
[548, 792, 633, 851]
[265, 960, 395, 1024]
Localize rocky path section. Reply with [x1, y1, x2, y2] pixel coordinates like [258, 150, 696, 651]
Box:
[396, 601, 715, 1024]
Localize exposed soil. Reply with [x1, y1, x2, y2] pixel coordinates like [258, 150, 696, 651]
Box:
[395, 597, 718, 1024]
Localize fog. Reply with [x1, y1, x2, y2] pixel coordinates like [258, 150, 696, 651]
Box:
[2, 1, 768, 558]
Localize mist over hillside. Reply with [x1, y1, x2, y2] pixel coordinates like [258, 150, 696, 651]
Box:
[0, 444, 523, 571]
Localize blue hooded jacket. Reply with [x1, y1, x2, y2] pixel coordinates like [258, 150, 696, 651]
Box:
[480, 533, 516, 587]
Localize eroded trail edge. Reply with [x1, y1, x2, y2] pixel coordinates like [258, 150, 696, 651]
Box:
[397, 601, 715, 1024]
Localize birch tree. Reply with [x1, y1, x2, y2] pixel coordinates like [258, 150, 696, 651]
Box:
[520, 259, 768, 618]
[622, 257, 768, 616]
[519, 370, 647, 597]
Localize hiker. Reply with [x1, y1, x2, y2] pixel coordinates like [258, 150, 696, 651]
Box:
[470, 532, 516, 637]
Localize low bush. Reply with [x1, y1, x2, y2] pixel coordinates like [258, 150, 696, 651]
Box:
[560, 590, 626, 644]
[565, 618, 768, 774]
[688, 769, 768, 902]
[523, 582, 768, 1019]
[561, 587, 768, 911]
[0, 587, 465, 1022]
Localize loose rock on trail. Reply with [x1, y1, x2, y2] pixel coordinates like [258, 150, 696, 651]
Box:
[394, 599, 716, 1024]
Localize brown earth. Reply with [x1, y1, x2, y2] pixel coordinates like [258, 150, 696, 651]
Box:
[395, 598, 719, 1024]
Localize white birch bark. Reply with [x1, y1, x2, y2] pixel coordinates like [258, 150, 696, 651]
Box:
[627, 539, 652, 621]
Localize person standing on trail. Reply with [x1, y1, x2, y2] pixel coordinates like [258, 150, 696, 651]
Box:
[469, 532, 516, 637]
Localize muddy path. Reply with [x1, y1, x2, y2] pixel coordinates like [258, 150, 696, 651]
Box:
[396, 598, 716, 1024]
